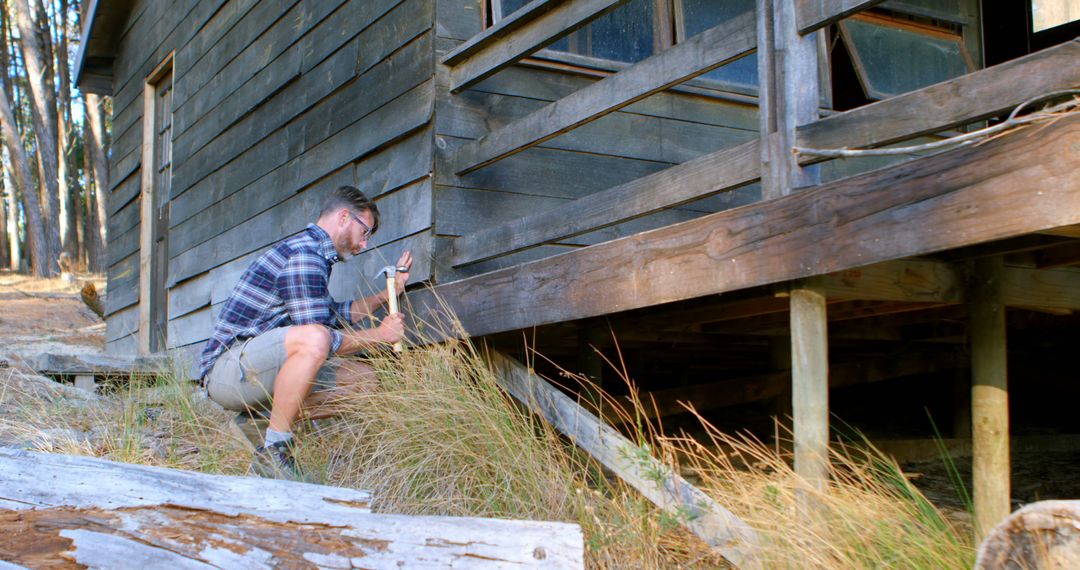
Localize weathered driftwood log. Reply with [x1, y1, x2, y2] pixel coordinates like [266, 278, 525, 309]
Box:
[0, 448, 584, 568]
[976, 500, 1080, 569]
[488, 351, 760, 568]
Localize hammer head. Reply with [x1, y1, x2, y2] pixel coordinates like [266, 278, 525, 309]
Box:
[376, 265, 409, 278]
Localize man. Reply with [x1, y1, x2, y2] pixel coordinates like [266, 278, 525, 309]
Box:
[199, 185, 411, 480]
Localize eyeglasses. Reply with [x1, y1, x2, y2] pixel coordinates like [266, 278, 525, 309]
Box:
[348, 211, 373, 240]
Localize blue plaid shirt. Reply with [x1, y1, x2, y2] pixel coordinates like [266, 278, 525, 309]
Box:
[199, 224, 352, 379]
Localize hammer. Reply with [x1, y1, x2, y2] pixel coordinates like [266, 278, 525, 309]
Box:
[376, 265, 409, 353]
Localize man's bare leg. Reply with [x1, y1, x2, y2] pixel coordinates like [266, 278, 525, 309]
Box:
[302, 360, 379, 421]
[268, 324, 332, 434]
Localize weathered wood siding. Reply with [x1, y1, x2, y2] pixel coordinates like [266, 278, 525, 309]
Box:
[105, 0, 437, 356]
[432, 0, 764, 281]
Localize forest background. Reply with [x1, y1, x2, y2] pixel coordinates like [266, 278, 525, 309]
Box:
[0, 0, 109, 278]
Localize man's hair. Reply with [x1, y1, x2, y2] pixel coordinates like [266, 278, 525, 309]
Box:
[321, 185, 380, 234]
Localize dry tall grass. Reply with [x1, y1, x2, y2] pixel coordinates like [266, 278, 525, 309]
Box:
[2, 335, 975, 568]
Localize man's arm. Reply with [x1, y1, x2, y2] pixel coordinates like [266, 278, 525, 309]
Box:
[336, 313, 405, 356]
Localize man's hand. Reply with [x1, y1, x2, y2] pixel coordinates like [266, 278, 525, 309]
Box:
[377, 313, 406, 344]
[392, 250, 413, 294]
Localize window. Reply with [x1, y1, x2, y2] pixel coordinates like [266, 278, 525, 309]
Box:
[140, 55, 173, 354]
[1031, 0, 1079, 32]
[491, 0, 759, 95]
[838, 13, 974, 100]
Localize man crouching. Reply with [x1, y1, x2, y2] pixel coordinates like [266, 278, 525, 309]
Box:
[199, 185, 411, 480]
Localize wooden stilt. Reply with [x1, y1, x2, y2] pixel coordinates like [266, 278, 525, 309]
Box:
[790, 286, 829, 491]
[970, 257, 1011, 542]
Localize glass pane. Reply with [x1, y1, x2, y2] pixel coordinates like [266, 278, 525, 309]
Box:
[680, 0, 758, 90]
[842, 18, 971, 99]
[501, 0, 655, 63]
[1032, 0, 1080, 32]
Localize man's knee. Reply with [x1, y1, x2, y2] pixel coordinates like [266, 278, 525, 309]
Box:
[285, 325, 332, 361]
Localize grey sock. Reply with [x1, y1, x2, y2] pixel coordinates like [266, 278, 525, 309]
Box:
[264, 428, 293, 448]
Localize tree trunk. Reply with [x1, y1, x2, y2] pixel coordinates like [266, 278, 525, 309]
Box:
[83, 115, 98, 270]
[0, 75, 48, 276]
[3, 153, 20, 271]
[54, 0, 77, 259]
[11, 0, 60, 276]
[85, 92, 108, 271]
[0, 173, 8, 269]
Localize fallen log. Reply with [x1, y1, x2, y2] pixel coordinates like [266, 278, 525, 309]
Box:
[0, 448, 584, 568]
[976, 500, 1080, 569]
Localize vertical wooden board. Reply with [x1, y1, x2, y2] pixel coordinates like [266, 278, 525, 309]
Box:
[367, 178, 434, 248]
[168, 271, 214, 319]
[435, 0, 482, 40]
[354, 125, 434, 198]
[435, 135, 669, 199]
[329, 231, 434, 300]
[105, 304, 140, 344]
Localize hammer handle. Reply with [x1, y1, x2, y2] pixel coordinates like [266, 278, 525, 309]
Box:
[385, 273, 402, 353]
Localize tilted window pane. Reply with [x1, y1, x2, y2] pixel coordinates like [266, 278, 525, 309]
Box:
[881, 0, 966, 23]
[680, 0, 758, 91]
[841, 17, 971, 99]
[499, 0, 655, 63]
[1032, 0, 1080, 32]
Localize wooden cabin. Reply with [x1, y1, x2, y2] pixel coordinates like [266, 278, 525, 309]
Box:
[77, 0, 1079, 540]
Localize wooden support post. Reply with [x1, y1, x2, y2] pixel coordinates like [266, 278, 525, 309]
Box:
[970, 257, 1011, 542]
[952, 369, 972, 439]
[790, 286, 829, 491]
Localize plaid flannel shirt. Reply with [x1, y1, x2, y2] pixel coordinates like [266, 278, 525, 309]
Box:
[199, 224, 352, 380]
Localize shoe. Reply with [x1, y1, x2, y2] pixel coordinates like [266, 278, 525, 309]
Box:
[230, 411, 269, 452]
[249, 440, 304, 481]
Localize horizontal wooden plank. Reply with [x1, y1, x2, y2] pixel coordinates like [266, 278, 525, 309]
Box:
[105, 253, 139, 316]
[436, 135, 669, 199]
[168, 270, 213, 319]
[452, 11, 756, 174]
[813, 259, 964, 303]
[354, 125, 433, 198]
[170, 81, 433, 285]
[450, 139, 759, 267]
[331, 231, 434, 300]
[446, 0, 630, 92]
[106, 221, 140, 268]
[410, 114, 1080, 338]
[29, 353, 167, 377]
[1000, 267, 1080, 311]
[356, 0, 433, 75]
[170, 30, 434, 228]
[795, 0, 885, 35]
[168, 305, 214, 349]
[442, 0, 562, 65]
[438, 87, 755, 165]
[796, 39, 1080, 159]
[105, 303, 138, 343]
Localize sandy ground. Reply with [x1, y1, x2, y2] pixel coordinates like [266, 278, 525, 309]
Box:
[0, 272, 107, 370]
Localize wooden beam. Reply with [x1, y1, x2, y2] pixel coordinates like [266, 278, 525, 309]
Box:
[790, 286, 829, 490]
[0, 449, 584, 568]
[447, 42, 1077, 268]
[1001, 267, 1080, 311]
[407, 114, 1080, 340]
[970, 257, 1011, 543]
[445, 0, 631, 93]
[441, 0, 566, 66]
[814, 259, 963, 303]
[794, 0, 886, 35]
[452, 12, 756, 174]
[487, 351, 760, 566]
[450, 139, 760, 267]
[1035, 241, 1080, 269]
[796, 39, 1080, 160]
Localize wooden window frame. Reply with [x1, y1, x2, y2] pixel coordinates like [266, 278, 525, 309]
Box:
[139, 53, 174, 355]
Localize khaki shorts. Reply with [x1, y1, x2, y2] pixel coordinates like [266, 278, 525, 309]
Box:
[205, 326, 339, 413]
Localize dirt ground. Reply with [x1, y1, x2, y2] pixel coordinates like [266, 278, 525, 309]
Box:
[0, 271, 107, 371]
